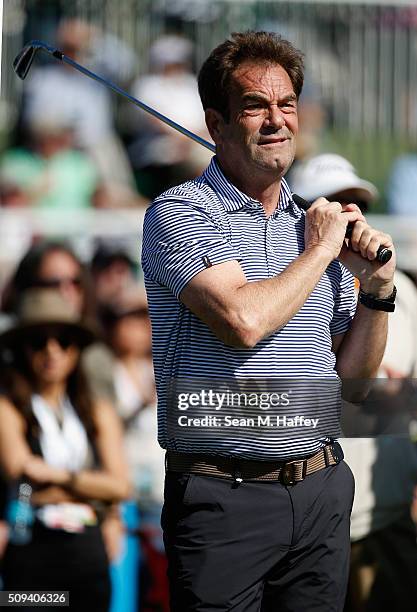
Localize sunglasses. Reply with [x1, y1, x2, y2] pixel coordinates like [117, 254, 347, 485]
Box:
[34, 276, 82, 290]
[26, 328, 75, 351]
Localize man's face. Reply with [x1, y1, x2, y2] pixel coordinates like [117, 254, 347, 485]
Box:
[207, 61, 298, 180]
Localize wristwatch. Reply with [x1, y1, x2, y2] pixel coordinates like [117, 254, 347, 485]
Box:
[358, 285, 396, 312]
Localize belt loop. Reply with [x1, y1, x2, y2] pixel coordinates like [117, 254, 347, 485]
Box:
[330, 441, 344, 464]
[302, 459, 308, 479]
[232, 462, 243, 487]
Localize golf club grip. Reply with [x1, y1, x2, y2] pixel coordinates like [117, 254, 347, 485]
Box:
[292, 194, 392, 264]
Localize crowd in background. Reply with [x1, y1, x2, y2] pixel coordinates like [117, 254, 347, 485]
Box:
[0, 14, 417, 612]
[0, 236, 167, 610]
[0, 18, 212, 210]
[2, 15, 417, 214]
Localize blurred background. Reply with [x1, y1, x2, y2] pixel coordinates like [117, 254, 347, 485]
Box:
[0, 0, 417, 274]
[1, 1, 417, 611]
[1, 0, 417, 275]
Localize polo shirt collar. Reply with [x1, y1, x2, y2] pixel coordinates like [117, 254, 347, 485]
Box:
[204, 156, 302, 218]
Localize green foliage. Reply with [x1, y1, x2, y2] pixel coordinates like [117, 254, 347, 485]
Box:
[321, 131, 416, 213]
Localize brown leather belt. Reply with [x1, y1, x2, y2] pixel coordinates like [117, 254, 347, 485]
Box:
[166, 442, 344, 486]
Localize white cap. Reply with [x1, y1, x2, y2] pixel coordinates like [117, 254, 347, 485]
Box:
[149, 35, 193, 71]
[290, 153, 378, 203]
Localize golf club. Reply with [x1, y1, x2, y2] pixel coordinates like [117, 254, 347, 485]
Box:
[13, 39, 216, 154]
[13, 40, 392, 264]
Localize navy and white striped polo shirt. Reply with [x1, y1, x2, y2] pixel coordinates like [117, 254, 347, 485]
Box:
[142, 156, 357, 460]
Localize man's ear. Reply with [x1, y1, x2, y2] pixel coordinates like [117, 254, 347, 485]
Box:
[205, 108, 226, 145]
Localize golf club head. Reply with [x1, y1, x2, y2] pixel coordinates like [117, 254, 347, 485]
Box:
[13, 43, 38, 79]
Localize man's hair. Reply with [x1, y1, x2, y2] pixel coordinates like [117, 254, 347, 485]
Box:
[198, 31, 304, 121]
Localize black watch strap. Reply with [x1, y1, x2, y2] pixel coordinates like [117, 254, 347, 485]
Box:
[358, 285, 396, 312]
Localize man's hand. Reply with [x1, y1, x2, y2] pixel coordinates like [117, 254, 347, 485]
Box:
[337, 203, 396, 297]
[304, 198, 365, 259]
[305, 199, 395, 297]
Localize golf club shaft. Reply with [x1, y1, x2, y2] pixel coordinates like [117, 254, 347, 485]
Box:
[17, 40, 216, 154]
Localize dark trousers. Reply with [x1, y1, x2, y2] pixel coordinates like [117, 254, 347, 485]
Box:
[162, 460, 355, 612]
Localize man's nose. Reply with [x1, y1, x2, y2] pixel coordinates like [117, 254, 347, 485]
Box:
[263, 106, 285, 130]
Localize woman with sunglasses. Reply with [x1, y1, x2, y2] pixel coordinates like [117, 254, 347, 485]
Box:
[1, 239, 117, 404]
[1, 240, 92, 318]
[0, 288, 130, 611]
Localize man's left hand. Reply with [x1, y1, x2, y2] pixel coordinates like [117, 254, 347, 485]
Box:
[337, 203, 396, 297]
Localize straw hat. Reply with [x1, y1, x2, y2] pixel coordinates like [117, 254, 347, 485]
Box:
[0, 288, 97, 350]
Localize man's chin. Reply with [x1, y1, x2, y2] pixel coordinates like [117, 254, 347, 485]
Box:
[253, 144, 294, 168]
[254, 155, 293, 176]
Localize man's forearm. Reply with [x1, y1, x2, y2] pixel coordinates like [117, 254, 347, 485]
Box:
[223, 245, 333, 347]
[335, 303, 388, 381]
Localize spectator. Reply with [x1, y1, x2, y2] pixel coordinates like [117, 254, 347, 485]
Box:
[284, 76, 326, 186]
[99, 287, 161, 503]
[0, 240, 95, 571]
[2, 241, 115, 403]
[100, 287, 167, 611]
[386, 153, 417, 216]
[0, 288, 130, 609]
[0, 242, 130, 575]
[91, 241, 138, 308]
[1, 241, 94, 320]
[289, 153, 378, 211]
[127, 34, 212, 199]
[290, 153, 417, 612]
[22, 18, 138, 206]
[0, 117, 99, 209]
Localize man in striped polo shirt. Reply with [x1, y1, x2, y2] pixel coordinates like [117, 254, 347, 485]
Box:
[142, 31, 396, 612]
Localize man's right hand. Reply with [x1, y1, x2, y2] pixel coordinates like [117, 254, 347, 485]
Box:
[304, 197, 365, 259]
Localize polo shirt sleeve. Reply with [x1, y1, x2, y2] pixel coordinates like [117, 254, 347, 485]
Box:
[330, 264, 357, 336]
[141, 198, 241, 299]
